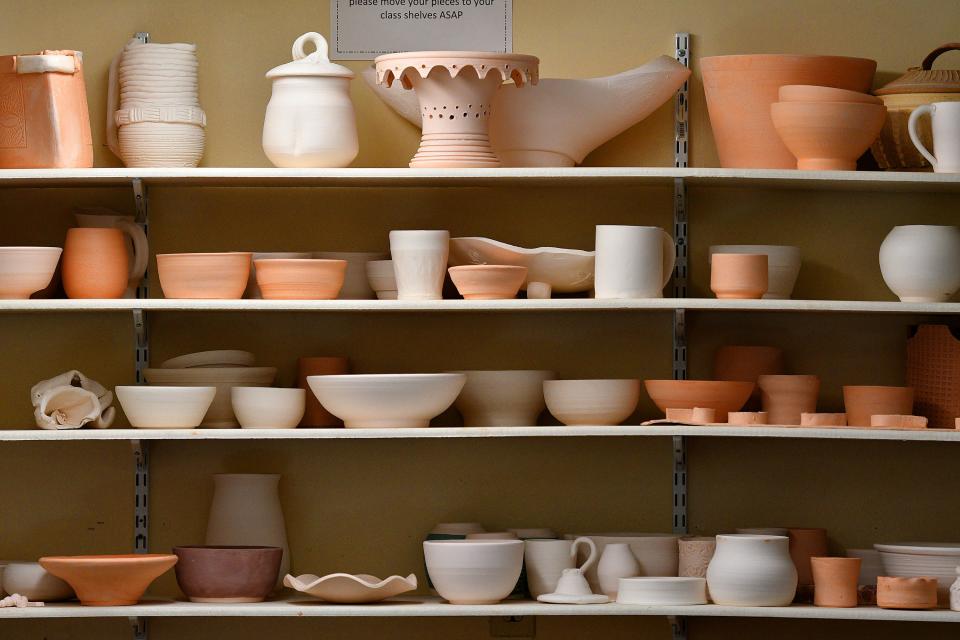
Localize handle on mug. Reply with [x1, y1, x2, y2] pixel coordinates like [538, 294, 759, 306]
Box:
[570, 536, 598, 574]
[908, 104, 938, 170]
[292, 32, 330, 62]
[106, 49, 122, 158]
[114, 219, 148, 285]
[660, 229, 677, 289]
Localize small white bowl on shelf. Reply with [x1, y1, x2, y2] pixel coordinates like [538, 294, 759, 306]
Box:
[231, 387, 305, 429]
[543, 379, 641, 426]
[115, 386, 216, 428]
[616, 577, 707, 605]
[423, 540, 524, 604]
[1, 561, 74, 601]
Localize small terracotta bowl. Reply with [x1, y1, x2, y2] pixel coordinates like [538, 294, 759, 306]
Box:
[254, 259, 347, 300]
[173, 546, 283, 603]
[157, 253, 251, 299]
[770, 101, 887, 171]
[876, 576, 937, 610]
[39, 554, 178, 606]
[448, 265, 527, 300]
[710, 254, 768, 299]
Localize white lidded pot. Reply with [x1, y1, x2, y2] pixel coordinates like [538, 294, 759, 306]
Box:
[262, 32, 358, 168]
[879, 225, 960, 303]
[706, 534, 797, 606]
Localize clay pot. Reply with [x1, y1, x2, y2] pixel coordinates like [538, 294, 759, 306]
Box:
[778, 84, 881, 105]
[710, 254, 768, 299]
[0, 247, 63, 299]
[727, 411, 768, 426]
[644, 380, 755, 421]
[39, 554, 177, 606]
[771, 101, 887, 170]
[62, 228, 129, 299]
[788, 528, 828, 587]
[597, 543, 640, 599]
[757, 375, 820, 426]
[870, 414, 928, 429]
[448, 265, 527, 300]
[880, 226, 960, 303]
[709, 246, 801, 300]
[253, 259, 347, 300]
[700, 54, 876, 168]
[811, 557, 860, 607]
[297, 357, 349, 427]
[173, 546, 283, 603]
[801, 413, 847, 427]
[706, 534, 797, 606]
[842, 386, 914, 427]
[714, 345, 784, 409]
[877, 576, 938, 610]
[907, 325, 960, 428]
[666, 407, 718, 424]
[157, 253, 252, 299]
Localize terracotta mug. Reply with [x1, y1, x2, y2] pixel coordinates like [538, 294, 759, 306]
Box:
[710, 253, 768, 299]
[73, 209, 148, 297]
[297, 357, 349, 427]
[909, 101, 960, 173]
[63, 228, 145, 299]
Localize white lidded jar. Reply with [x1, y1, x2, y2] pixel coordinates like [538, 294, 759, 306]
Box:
[706, 534, 797, 606]
[879, 225, 960, 302]
[262, 32, 358, 168]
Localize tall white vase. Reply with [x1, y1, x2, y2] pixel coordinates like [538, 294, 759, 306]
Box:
[205, 474, 290, 585]
[597, 543, 641, 598]
[706, 534, 797, 606]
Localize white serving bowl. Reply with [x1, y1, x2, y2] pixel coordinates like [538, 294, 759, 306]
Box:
[452, 370, 556, 427]
[306, 374, 466, 428]
[617, 577, 707, 605]
[543, 379, 641, 426]
[0, 247, 62, 299]
[565, 533, 681, 592]
[116, 386, 216, 428]
[1, 561, 74, 601]
[143, 367, 277, 428]
[875, 543, 960, 597]
[423, 540, 524, 604]
[315, 251, 388, 299]
[709, 245, 801, 299]
[231, 387, 306, 429]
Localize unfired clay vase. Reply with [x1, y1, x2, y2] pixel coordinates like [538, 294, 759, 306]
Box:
[713, 345, 784, 409]
[801, 413, 847, 427]
[644, 380, 755, 421]
[448, 265, 527, 300]
[771, 101, 886, 170]
[30, 370, 115, 430]
[283, 572, 417, 603]
[374, 52, 539, 167]
[700, 54, 876, 168]
[811, 557, 860, 608]
[710, 254, 768, 299]
[870, 414, 928, 429]
[706, 534, 798, 606]
[880, 226, 960, 303]
[452, 370, 555, 427]
[174, 546, 282, 603]
[597, 543, 640, 599]
[297, 356, 349, 427]
[0, 247, 62, 299]
[842, 385, 914, 427]
[757, 375, 820, 425]
[39, 554, 177, 606]
[788, 528, 828, 587]
[877, 576, 938, 610]
[253, 258, 347, 300]
[157, 253, 252, 299]
[62, 228, 138, 299]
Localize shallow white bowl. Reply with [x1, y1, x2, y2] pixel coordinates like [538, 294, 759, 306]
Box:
[116, 386, 216, 428]
[307, 374, 466, 428]
[617, 577, 707, 605]
[452, 370, 555, 426]
[709, 245, 801, 300]
[543, 379, 641, 426]
[423, 540, 523, 604]
[1, 561, 74, 601]
[232, 387, 305, 429]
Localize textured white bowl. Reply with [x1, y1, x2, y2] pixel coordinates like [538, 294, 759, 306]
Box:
[1, 561, 74, 601]
[709, 245, 801, 299]
[423, 540, 523, 604]
[452, 370, 556, 426]
[118, 122, 205, 168]
[617, 577, 707, 605]
[116, 386, 216, 428]
[875, 543, 960, 595]
[307, 374, 466, 428]
[231, 387, 305, 429]
[564, 533, 680, 592]
[544, 379, 641, 425]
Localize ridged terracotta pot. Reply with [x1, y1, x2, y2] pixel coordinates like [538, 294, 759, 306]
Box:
[788, 527, 828, 587]
[757, 375, 820, 425]
[811, 557, 860, 607]
[297, 356, 349, 427]
[842, 385, 914, 427]
[62, 228, 129, 299]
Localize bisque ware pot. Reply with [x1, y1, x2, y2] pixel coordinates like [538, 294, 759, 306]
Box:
[706, 534, 798, 606]
[231, 387, 306, 429]
[842, 386, 914, 427]
[597, 543, 640, 598]
[811, 557, 860, 607]
[63, 228, 146, 299]
[543, 379, 641, 426]
[143, 366, 277, 428]
[448, 237, 594, 294]
[73, 209, 149, 297]
[0, 562, 74, 601]
[870, 414, 928, 429]
[789, 528, 829, 587]
[617, 577, 708, 606]
[877, 576, 938, 610]
[524, 537, 597, 598]
[297, 356, 349, 427]
[757, 375, 820, 425]
[157, 253, 252, 299]
[778, 84, 881, 104]
[115, 385, 216, 428]
[39, 554, 177, 606]
[770, 101, 886, 170]
[874, 542, 960, 600]
[0, 247, 62, 299]
[423, 540, 524, 604]
[565, 533, 680, 592]
[173, 546, 282, 603]
[314, 251, 387, 299]
[709, 246, 800, 299]
[452, 370, 555, 427]
[909, 101, 960, 173]
[726, 411, 768, 426]
[448, 265, 527, 300]
[594, 225, 675, 299]
[253, 258, 347, 300]
[389, 230, 449, 300]
[245, 252, 313, 299]
[710, 253, 768, 299]
[644, 379, 755, 421]
[678, 537, 716, 584]
[879, 225, 960, 302]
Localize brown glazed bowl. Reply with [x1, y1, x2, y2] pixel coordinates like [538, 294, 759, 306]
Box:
[173, 546, 283, 603]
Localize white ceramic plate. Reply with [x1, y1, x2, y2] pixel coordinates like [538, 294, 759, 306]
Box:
[283, 573, 417, 603]
[449, 237, 594, 293]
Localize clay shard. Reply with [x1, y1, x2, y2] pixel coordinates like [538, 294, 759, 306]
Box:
[30, 370, 115, 430]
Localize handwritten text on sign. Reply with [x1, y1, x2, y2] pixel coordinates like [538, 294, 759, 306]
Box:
[331, 0, 512, 60]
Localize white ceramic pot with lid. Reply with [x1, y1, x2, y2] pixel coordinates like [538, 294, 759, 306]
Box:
[262, 32, 358, 168]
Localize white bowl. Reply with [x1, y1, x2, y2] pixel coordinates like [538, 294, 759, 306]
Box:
[307, 374, 466, 428]
[366, 259, 396, 297]
[543, 379, 641, 426]
[1, 561, 74, 601]
[617, 577, 707, 605]
[315, 252, 388, 299]
[0, 247, 62, 299]
[875, 543, 960, 596]
[143, 367, 277, 428]
[232, 387, 306, 429]
[161, 350, 256, 369]
[116, 386, 216, 428]
[423, 540, 523, 604]
[452, 370, 556, 426]
[564, 533, 681, 592]
[709, 245, 801, 299]
[118, 122, 205, 168]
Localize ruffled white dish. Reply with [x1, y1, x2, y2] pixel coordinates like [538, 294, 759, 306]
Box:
[283, 572, 417, 603]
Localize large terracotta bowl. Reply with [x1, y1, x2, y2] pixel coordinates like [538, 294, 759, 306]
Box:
[770, 101, 887, 170]
[253, 258, 347, 300]
[157, 252, 252, 299]
[173, 546, 282, 603]
[0, 247, 63, 299]
[39, 554, 177, 606]
[644, 380, 755, 420]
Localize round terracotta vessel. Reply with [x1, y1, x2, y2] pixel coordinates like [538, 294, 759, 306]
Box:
[877, 576, 938, 610]
[770, 101, 887, 170]
[842, 385, 914, 427]
[62, 228, 129, 299]
[297, 356, 349, 427]
[710, 254, 768, 299]
[644, 380, 754, 421]
[757, 375, 820, 425]
[788, 528, 828, 587]
[811, 557, 860, 607]
[157, 252, 252, 299]
[713, 345, 784, 410]
[448, 265, 527, 300]
[173, 545, 282, 603]
[253, 258, 347, 300]
[39, 554, 177, 606]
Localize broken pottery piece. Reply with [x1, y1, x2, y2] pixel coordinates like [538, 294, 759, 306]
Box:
[30, 370, 115, 430]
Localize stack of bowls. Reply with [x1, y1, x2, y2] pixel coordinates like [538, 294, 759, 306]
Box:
[108, 39, 206, 167]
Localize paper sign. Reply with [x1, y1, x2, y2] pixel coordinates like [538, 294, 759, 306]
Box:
[331, 0, 512, 60]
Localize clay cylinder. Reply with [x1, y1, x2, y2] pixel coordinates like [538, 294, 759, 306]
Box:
[758, 375, 820, 425]
[811, 557, 860, 608]
[297, 356, 349, 427]
[788, 527, 828, 586]
[62, 228, 129, 299]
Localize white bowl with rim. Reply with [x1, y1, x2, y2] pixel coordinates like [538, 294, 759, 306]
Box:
[423, 540, 523, 604]
[116, 386, 216, 428]
[231, 387, 305, 429]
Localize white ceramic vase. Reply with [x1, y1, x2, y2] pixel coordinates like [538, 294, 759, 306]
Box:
[706, 534, 797, 606]
[597, 543, 641, 599]
[594, 225, 675, 299]
[205, 474, 289, 586]
[389, 230, 450, 300]
[879, 225, 960, 302]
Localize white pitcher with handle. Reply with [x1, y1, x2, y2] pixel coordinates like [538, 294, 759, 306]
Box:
[594, 225, 676, 298]
[524, 536, 597, 598]
[909, 101, 960, 173]
[73, 207, 148, 298]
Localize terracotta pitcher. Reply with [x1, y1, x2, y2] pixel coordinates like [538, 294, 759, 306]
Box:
[63, 228, 146, 299]
[73, 208, 148, 298]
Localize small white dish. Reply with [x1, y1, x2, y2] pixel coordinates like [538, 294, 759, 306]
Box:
[543, 379, 641, 426]
[283, 572, 416, 603]
[116, 386, 216, 428]
[616, 577, 707, 605]
[231, 387, 306, 429]
[537, 593, 609, 604]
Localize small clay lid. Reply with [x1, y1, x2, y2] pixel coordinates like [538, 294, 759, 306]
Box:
[875, 43, 960, 95]
[266, 32, 353, 79]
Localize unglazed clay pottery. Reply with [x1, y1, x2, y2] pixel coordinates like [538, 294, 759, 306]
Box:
[452, 370, 555, 427]
[700, 54, 876, 168]
[709, 246, 801, 300]
[811, 557, 860, 607]
[314, 251, 388, 299]
[907, 325, 960, 428]
[73, 209, 149, 298]
[174, 546, 282, 603]
[951, 568, 960, 611]
[115, 385, 215, 428]
[467, 532, 517, 540]
[909, 101, 960, 173]
[307, 373, 466, 428]
[666, 407, 717, 424]
[597, 543, 640, 599]
[263, 33, 358, 168]
[389, 230, 449, 301]
[713, 345, 784, 409]
[706, 534, 798, 606]
[284, 572, 417, 603]
[736, 528, 789, 536]
[565, 533, 680, 593]
[524, 537, 597, 598]
[253, 258, 347, 300]
[62, 228, 133, 299]
[161, 350, 256, 369]
[297, 356, 349, 427]
[710, 253, 768, 299]
[789, 528, 829, 587]
[0, 50, 92, 168]
[617, 577, 708, 605]
[205, 474, 289, 586]
[758, 375, 820, 425]
[143, 367, 277, 428]
[727, 411, 768, 426]
[870, 414, 928, 429]
[527, 282, 551, 299]
[679, 537, 716, 585]
[847, 549, 883, 585]
[538, 566, 608, 604]
[365, 259, 397, 300]
[877, 576, 938, 610]
[449, 237, 594, 293]
[644, 380, 755, 421]
[1, 562, 74, 601]
[39, 555, 177, 606]
[880, 226, 960, 302]
[778, 84, 881, 105]
[30, 370, 115, 430]
[801, 413, 848, 427]
[448, 265, 527, 300]
[0, 247, 62, 299]
[771, 101, 887, 170]
[245, 252, 313, 298]
[423, 540, 524, 604]
[375, 51, 538, 167]
[543, 379, 641, 426]
[842, 385, 914, 427]
[157, 253, 252, 299]
[875, 542, 960, 599]
[231, 387, 306, 429]
[594, 226, 675, 299]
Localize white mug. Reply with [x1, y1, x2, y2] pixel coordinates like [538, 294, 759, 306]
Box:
[389, 230, 449, 300]
[594, 225, 676, 299]
[73, 207, 148, 298]
[909, 101, 960, 173]
[524, 536, 597, 597]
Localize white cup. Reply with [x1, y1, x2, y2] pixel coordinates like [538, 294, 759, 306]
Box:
[594, 225, 676, 299]
[909, 101, 960, 174]
[524, 537, 597, 598]
[389, 230, 450, 300]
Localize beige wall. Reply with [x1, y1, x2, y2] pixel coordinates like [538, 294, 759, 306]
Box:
[3, 1, 960, 639]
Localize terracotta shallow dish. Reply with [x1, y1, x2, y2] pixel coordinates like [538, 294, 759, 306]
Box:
[173, 546, 282, 603]
[644, 380, 755, 420]
[157, 252, 251, 299]
[39, 554, 177, 606]
[0, 247, 63, 299]
[254, 258, 347, 300]
[284, 572, 417, 603]
[448, 265, 527, 300]
[877, 576, 938, 610]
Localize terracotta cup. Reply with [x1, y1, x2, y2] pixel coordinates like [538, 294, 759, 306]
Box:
[811, 557, 860, 608]
[710, 253, 768, 299]
[842, 386, 914, 427]
[758, 375, 820, 425]
[877, 576, 938, 610]
[298, 356, 349, 427]
[713, 345, 784, 409]
[788, 528, 828, 587]
[62, 228, 132, 299]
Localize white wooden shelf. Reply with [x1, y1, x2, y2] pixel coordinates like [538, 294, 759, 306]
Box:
[1, 597, 958, 622]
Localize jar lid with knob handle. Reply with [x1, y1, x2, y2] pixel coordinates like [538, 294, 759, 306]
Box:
[266, 32, 354, 79]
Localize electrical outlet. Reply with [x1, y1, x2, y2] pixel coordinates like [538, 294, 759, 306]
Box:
[489, 615, 536, 638]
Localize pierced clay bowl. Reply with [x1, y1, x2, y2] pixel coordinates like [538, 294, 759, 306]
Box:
[173, 546, 282, 603]
[448, 265, 527, 300]
[157, 253, 251, 299]
[116, 385, 216, 428]
[644, 380, 755, 420]
[307, 373, 466, 428]
[284, 572, 417, 603]
[423, 540, 524, 604]
[231, 387, 305, 429]
[39, 554, 177, 606]
[0, 247, 63, 300]
[452, 370, 555, 427]
[253, 259, 347, 300]
[543, 379, 641, 426]
[1, 561, 74, 601]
